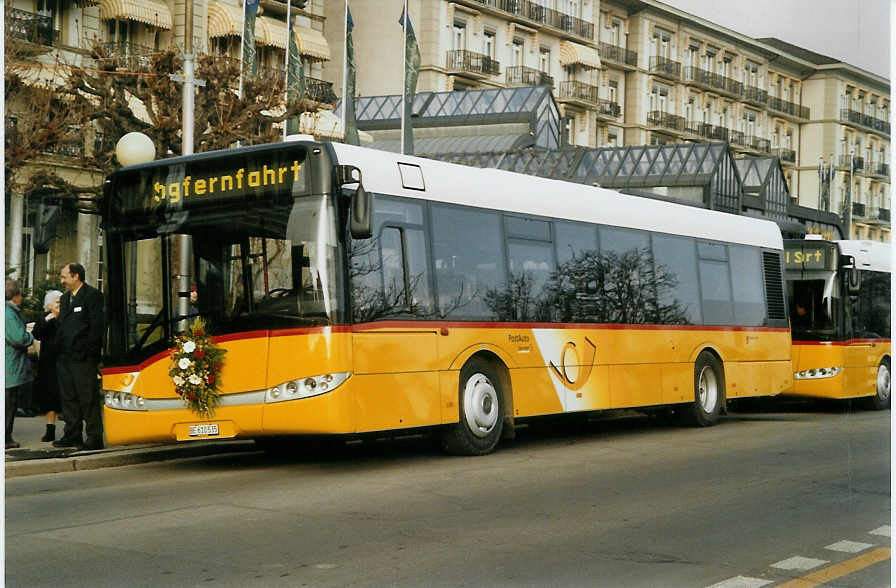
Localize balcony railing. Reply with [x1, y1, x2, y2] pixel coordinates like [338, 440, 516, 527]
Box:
[599, 42, 638, 67]
[872, 162, 889, 177]
[746, 135, 770, 153]
[840, 108, 890, 136]
[683, 67, 743, 96]
[838, 155, 865, 171]
[467, 0, 593, 39]
[879, 208, 891, 222]
[649, 56, 681, 79]
[7, 8, 58, 46]
[43, 137, 85, 159]
[95, 42, 160, 70]
[771, 147, 796, 163]
[729, 130, 747, 147]
[557, 81, 620, 117]
[647, 110, 685, 132]
[505, 65, 553, 87]
[445, 49, 500, 77]
[743, 86, 767, 105]
[768, 97, 810, 119]
[852, 202, 867, 218]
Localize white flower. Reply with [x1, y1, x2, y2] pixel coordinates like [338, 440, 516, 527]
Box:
[178, 357, 191, 370]
[183, 340, 196, 353]
[173, 375, 184, 386]
[188, 374, 202, 385]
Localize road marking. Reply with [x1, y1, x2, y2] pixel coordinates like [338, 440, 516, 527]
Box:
[775, 547, 890, 588]
[869, 525, 890, 537]
[825, 540, 873, 553]
[705, 576, 772, 588]
[771, 556, 828, 571]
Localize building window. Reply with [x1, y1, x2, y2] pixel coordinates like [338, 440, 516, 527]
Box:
[608, 79, 618, 103]
[686, 44, 699, 68]
[539, 47, 551, 74]
[512, 38, 524, 66]
[107, 19, 131, 45]
[453, 21, 467, 51]
[483, 30, 495, 59]
[704, 48, 717, 73]
[652, 28, 671, 58]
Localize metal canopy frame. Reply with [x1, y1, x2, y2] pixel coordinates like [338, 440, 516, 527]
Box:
[733, 156, 790, 220]
[335, 86, 561, 149]
[440, 142, 744, 213]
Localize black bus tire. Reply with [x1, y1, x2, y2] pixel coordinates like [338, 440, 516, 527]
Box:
[686, 351, 724, 427]
[866, 357, 891, 411]
[441, 358, 504, 456]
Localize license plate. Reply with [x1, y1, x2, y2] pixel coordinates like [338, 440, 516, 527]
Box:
[188, 424, 219, 437]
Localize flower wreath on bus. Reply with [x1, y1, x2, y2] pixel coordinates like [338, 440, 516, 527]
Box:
[168, 318, 226, 418]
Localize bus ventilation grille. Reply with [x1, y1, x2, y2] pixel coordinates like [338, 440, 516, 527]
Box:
[763, 251, 786, 320]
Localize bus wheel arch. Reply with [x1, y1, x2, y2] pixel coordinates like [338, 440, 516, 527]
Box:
[867, 355, 891, 410]
[441, 353, 512, 455]
[686, 349, 726, 426]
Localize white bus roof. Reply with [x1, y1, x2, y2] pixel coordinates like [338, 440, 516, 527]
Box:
[836, 240, 891, 273]
[331, 143, 783, 251]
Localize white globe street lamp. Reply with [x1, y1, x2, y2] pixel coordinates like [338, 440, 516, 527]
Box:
[115, 132, 156, 167]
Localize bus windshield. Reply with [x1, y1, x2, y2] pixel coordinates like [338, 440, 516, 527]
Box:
[788, 273, 840, 341]
[108, 193, 344, 360]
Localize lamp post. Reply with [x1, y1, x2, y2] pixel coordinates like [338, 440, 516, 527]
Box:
[115, 132, 156, 346]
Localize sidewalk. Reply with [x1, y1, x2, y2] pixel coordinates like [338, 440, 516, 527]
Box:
[5, 414, 257, 478]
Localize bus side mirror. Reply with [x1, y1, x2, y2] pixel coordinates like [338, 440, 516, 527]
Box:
[847, 268, 861, 295]
[350, 183, 372, 239]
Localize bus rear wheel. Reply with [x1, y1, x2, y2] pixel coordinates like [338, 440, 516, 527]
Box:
[867, 358, 891, 411]
[686, 351, 724, 427]
[441, 358, 504, 456]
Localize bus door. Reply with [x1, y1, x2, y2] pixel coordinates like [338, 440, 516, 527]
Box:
[351, 221, 441, 432]
[843, 270, 881, 397]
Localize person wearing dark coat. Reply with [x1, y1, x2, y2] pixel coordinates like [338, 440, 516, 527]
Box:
[53, 263, 105, 450]
[32, 290, 63, 442]
[5, 279, 33, 449]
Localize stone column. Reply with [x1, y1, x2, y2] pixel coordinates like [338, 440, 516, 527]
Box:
[6, 192, 24, 279]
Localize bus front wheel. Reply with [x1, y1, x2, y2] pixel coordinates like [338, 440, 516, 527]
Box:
[686, 351, 724, 427]
[867, 358, 891, 411]
[441, 358, 504, 456]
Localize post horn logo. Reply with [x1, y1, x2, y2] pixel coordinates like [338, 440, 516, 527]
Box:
[549, 337, 596, 391]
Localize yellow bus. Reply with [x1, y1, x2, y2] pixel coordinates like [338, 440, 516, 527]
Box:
[101, 140, 793, 454]
[784, 237, 891, 408]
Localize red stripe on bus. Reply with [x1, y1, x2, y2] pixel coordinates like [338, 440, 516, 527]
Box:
[794, 339, 891, 345]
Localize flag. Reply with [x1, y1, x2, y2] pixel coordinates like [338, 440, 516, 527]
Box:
[242, 0, 259, 79]
[285, 3, 305, 136]
[399, 7, 420, 155]
[343, 4, 359, 145]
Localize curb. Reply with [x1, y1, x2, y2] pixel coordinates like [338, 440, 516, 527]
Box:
[6, 440, 259, 478]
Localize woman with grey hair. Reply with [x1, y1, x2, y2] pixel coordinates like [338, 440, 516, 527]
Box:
[32, 289, 63, 442]
[5, 279, 34, 449]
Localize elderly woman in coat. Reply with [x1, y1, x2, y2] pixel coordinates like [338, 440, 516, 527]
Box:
[32, 290, 63, 442]
[6, 279, 34, 449]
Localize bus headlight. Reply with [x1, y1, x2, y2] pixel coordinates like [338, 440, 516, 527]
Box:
[104, 390, 149, 411]
[794, 367, 842, 380]
[265, 372, 351, 403]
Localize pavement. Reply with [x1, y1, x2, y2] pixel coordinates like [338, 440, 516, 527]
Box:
[4, 413, 257, 478]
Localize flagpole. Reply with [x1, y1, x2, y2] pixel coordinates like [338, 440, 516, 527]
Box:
[342, 0, 349, 140]
[400, 0, 408, 155]
[283, 0, 291, 140]
[239, 0, 246, 101]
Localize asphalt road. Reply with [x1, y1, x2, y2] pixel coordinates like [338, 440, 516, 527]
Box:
[5, 403, 891, 587]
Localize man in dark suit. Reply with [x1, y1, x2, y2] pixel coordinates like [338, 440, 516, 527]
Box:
[53, 262, 105, 450]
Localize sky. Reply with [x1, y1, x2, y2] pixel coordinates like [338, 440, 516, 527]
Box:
[661, 0, 890, 78]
